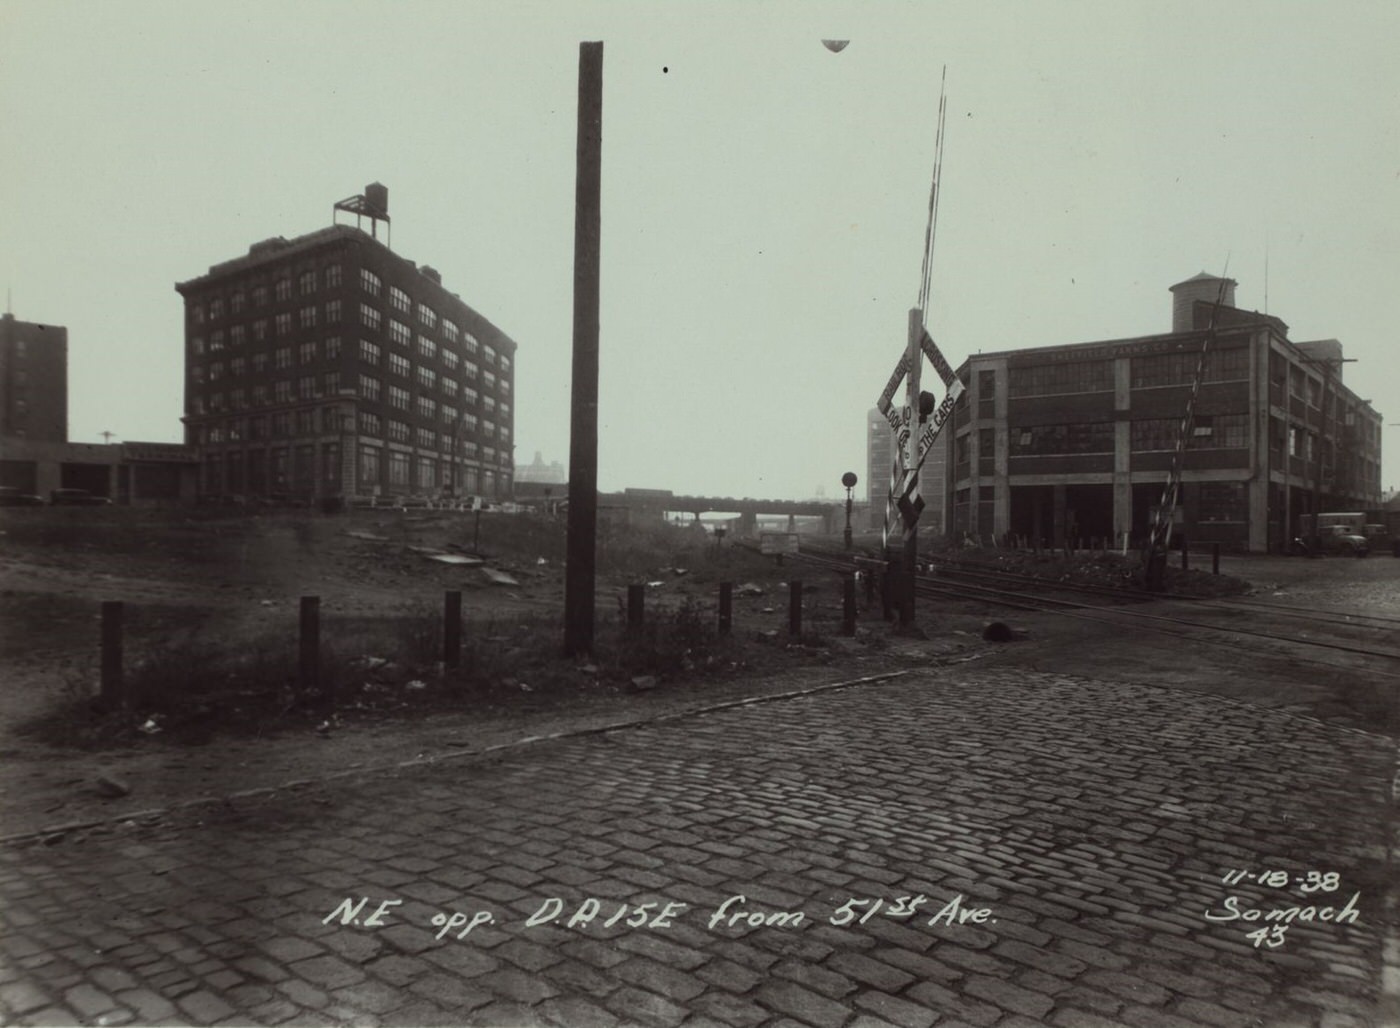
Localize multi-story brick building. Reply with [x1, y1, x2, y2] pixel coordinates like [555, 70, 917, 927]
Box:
[941, 274, 1383, 552]
[0, 311, 68, 443]
[176, 189, 517, 503]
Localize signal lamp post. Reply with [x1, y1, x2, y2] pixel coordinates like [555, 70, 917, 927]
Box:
[841, 471, 858, 550]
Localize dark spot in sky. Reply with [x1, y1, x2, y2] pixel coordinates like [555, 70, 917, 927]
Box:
[663, 66, 669, 74]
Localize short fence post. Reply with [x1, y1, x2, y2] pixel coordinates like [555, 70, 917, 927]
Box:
[789, 580, 803, 636]
[718, 582, 733, 635]
[100, 601, 124, 709]
[1212, 543, 1220, 576]
[444, 590, 462, 668]
[842, 574, 856, 637]
[1180, 537, 1190, 571]
[299, 595, 320, 696]
[627, 584, 645, 628]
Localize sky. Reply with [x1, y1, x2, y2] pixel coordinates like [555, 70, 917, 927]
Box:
[2, 0, 1398, 500]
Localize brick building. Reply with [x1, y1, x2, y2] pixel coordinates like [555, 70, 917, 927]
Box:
[0, 311, 67, 443]
[176, 187, 517, 504]
[942, 274, 1384, 552]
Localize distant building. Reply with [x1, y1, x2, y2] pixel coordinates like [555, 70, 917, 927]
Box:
[175, 184, 518, 503]
[0, 311, 67, 443]
[940, 273, 1384, 552]
[866, 405, 946, 536]
[516, 451, 566, 485]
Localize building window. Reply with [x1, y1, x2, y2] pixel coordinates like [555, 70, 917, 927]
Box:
[463, 413, 478, 434]
[250, 416, 267, 440]
[324, 299, 342, 324]
[360, 269, 382, 296]
[298, 376, 317, 400]
[251, 285, 268, 307]
[275, 313, 292, 336]
[209, 362, 224, 381]
[483, 396, 496, 415]
[192, 303, 205, 324]
[389, 353, 410, 378]
[359, 411, 382, 436]
[483, 344, 497, 365]
[299, 341, 318, 365]
[325, 336, 342, 359]
[210, 330, 225, 352]
[500, 354, 511, 372]
[252, 353, 269, 374]
[1011, 422, 1115, 456]
[274, 380, 292, 403]
[209, 298, 225, 320]
[299, 305, 318, 329]
[388, 451, 410, 487]
[389, 286, 410, 313]
[1009, 360, 1112, 397]
[1198, 482, 1247, 523]
[390, 319, 411, 347]
[1132, 414, 1248, 451]
[417, 397, 437, 420]
[275, 346, 293, 370]
[416, 366, 436, 390]
[388, 385, 410, 410]
[463, 386, 479, 406]
[296, 409, 316, 435]
[417, 335, 437, 360]
[442, 378, 458, 398]
[299, 270, 317, 296]
[484, 371, 497, 390]
[416, 458, 436, 490]
[441, 404, 457, 425]
[275, 279, 293, 302]
[359, 445, 381, 486]
[324, 371, 341, 395]
[483, 419, 496, 438]
[272, 413, 291, 437]
[230, 325, 246, 347]
[500, 426, 510, 442]
[463, 333, 479, 355]
[359, 339, 381, 365]
[443, 350, 459, 371]
[209, 393, 226, 412]
[191, 336, 205, 356]
[443, 320, 459, 343]
[417, 305, 438, 329]
[230, 357, 245, 377]
[192, 365, 206, 383]
[417, 427, 435, 449]
[359, 374, 381, 401]
[325, 264, 342, 288]
[231, 389, 246, 410]
[360, 304, 382, 331]
[252, 319, 268, 341]
[463, 361, 478, 382]
[499, 402, 510, 418]
[252, 384, 269, 406]
[388, 420, 409, 443]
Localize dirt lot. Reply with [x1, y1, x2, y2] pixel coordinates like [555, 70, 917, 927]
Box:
[2, 508, 1396, 841]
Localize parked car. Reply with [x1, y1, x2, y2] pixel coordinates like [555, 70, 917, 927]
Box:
[49, 488, 112, 506]
[0, 486, 45, 507]
[1291, 524, 1369, 557]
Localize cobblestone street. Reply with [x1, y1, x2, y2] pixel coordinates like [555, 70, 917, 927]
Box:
[0, 666, 1394, 1028]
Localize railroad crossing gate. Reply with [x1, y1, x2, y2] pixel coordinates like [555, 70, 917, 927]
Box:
[876, 312, 964, 544]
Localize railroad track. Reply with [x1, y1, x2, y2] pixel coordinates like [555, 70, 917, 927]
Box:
[790, 544, 1400, 681]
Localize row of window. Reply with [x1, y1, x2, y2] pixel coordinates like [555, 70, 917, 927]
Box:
[193, 267, 345, 322]
[198, 408, 511, 462]
[201, 444, 510, 499]
[954, 415, 1253, 459]
[356, 339, 508, 401]
[1001, 347, 1251, 398]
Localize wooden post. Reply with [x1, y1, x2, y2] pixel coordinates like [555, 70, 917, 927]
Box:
[627, 584, 644, 628]
[299, 596, 320, 695]
[718, 582, 732, 635]
[564, 40, 604, 657]
[1180, 536, 1190, 571]
[900, 307, 922, 628]
[842, 574, 856, 636]
[789, 580, 803, 636]
[443, 590, 462, 668]
[100, 601, 124, 709]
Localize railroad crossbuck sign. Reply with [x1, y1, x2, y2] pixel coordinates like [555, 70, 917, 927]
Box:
[876, 320, 964, 540]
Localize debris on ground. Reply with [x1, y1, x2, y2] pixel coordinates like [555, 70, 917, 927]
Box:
[95, 774, 131, 798]
[481, 567, 520, 587]
[628, 675, 658, 693]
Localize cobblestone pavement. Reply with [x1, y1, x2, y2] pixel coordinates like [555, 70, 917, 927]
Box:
[0, 668, 1394, 1028]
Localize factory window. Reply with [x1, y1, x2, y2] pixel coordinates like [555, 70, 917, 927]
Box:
[252, 385, 268, 406]
[275, 313, 292, 336]
[209, 362, 224, 381]
[359, 411, 381, 436]
[389, 287, 410, 313]
[483, 419, 496, 438]
[417, 397, 437, 420]
[249, 416, 266, 439]
[299, 270, 317, 296]
[483, 396, 496, 415]
[358, 445, 380, 485]
[500, 354, 511, 372]
[252, 353, 268, 374]
[440, 433, 454, 452]
[443, 320, 459, 343]
[274, 380, 292, 403]
[1011, 422, 1114, 456]
[359, 304, 381, 331]
[389, 353, 410, 377]
[252, 319, 268, 341]
[231, 389, 246, 410]
[273, 414, 291, 438]
[296, 409, 316, 435]
[416, 458, 435, 490]
[359, 374, 381, 401]
[484, 447, 496, 463]
[463, 362, 478, 381]
[192, 304, 205, 324]
[483, 344, 497, 365]
[416, 427, 435, 449]
[324, 371, 341, 396]
[299, 341, 317, 365]
[210, 331, 225, 352]
[388, 385, 410, 410]
[463, 386, 479, 406]
[360, 269, 381, 296]
[326, 300, 342, 323]
[209, 393, 226, 413]
[442, 350, 459, 371]
[416, 367, 436, 390]
[252, 285, 269, 307]
[322, 442, 340, 485]
[442, 378, 458, 398]
[275, 347, 293, 370]
[417, 335, 437, 360]
[324, 337, 341, 360]
[1198, 482, 1247, 523]
[388, 451, 410, 487]
[191, 336, 205, 356]
[462, 439, 478, 458]
[230, 325, 245, 347]
[1009, 360, 1112, 397]
[417, 305, 438, 329]
[500, 426, 510, 442]
[230, 357, 245, 377]
[390, 320, 411, 347]
[192, 365, 205, 384]
[359, 339, 381, 365]
[298, 376, 317, 400]
[275, 279, 293, 302]
[1132, 414, 1248, 451]
[388, 420, 409, 443]
[441, 404, 457, 425]
[1132, 347, 1247, 389]
[463, 333, 479, 355]
[325, 264, 342, 288]
[209, 298, 224, 319]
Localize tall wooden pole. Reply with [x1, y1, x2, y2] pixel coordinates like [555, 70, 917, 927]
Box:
[900, 307, 923, 626]
[564, 41, 604, 656]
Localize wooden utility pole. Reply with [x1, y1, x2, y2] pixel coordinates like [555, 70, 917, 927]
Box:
[564, 41, 604, 656]
[899, 307, 923, 625]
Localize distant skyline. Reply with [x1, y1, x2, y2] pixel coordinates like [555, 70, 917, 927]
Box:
[3, 1, 1398, 498]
